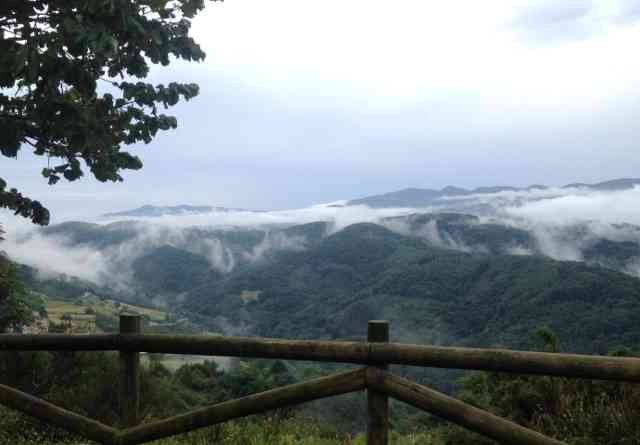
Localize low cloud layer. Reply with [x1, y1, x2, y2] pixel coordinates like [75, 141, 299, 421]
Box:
[4, 186, 640, 302]
[512, 0, 640, 43]
[1, 204, 420, 300]
[4, 230, 110, 284]
[96, 203, 421, 231]
[503, 187, 640, 226]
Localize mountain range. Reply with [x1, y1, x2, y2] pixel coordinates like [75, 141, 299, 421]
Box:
[347, 177, 640, 208]
[102, 204, 257, 218]
[96, 177, 640, 221]
[8, 177, 640, 366]
[183, 222, 640, 355]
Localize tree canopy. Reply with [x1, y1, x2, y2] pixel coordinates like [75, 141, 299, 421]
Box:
[0, 0, 218, 225]
[0, 257, 31, 333]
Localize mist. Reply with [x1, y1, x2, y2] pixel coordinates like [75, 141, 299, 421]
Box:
[504, 187, 640, 226]
[5, 185, 640, 299]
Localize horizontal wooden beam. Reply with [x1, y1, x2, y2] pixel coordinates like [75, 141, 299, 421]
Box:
[0, 334, 118, 351]
[0, 334, 370, 363]
[0, 383, 117, 445]
[3, 333, 640, 381]
[370, 343, 640, 381]
[117, 368, 366, 445]
[117, 334, 371, 364]
[366, 369, 567, 445]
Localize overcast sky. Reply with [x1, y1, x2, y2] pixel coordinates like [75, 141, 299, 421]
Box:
[3, 0, 640, 222]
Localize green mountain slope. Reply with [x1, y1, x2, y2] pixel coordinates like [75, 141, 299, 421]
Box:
[382, 213, 535, 254]
[19, 221, 331, 304]
[132, 245, 216, 296]
[40, 221, 140, 248]
[184, 223, 640, 354]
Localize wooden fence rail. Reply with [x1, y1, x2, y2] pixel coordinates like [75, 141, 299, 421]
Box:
[3, 333, 640, 381]
[118, 369, 366, 445]
[0, 383, 117, 444]
[1, 316, 638, 444]
[365, 368, 565, 445]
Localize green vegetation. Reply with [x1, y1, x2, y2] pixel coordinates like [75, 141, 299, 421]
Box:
[45, 297, 167, 332]
[3, 250, 640, 444]
[46, 298, 166, 322]
[132, 245, 215, 296]
[3, 330, 640, 444]
[5, 217, 640, 443]
[0, 0, 218, 224]
[15, 220, 335, 309]
[0, 256, 32, 332]
[383, 213, 535, 255]
[18, 261, 114, 303]
[40, 221, 139, 248]
[0, 350, 363, 444]
[442, 329, 640, 445]
[186, 223, 640, 356]
[0, 414, 439, 445]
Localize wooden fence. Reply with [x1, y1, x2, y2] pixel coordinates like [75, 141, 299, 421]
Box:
[2, 315, 640, 445]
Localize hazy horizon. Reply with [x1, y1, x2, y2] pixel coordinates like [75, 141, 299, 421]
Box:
[2, 0, 640, 222]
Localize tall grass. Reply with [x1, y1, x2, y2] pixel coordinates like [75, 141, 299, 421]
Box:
[0, 410, 441, 445]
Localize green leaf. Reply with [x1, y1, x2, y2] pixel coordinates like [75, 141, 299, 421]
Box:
[0, 0, 212, 224]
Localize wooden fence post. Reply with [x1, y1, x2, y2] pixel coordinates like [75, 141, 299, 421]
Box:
[367, 320, 389, 445]
[119, 314, 141, 428]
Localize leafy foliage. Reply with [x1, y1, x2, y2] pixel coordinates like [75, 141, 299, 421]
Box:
[0, 256, 32, 332]
[185, 223, 640, 357]
[0, 0, 219, 224]
[132, 245, 215, 295]
[444, 330, 640, 444]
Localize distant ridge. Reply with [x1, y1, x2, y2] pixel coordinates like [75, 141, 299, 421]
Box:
[562, 178, 640, 191]
[102, 204, 256, 218]
[348, 178, 640, 208]
[103, 178, 640, 216]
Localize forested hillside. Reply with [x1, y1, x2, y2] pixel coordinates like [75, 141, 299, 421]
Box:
[185, 223, 640, 355]
[10, 214, 640, 356]
[3, 0, 638, 440]
[6, 204, 640, 443]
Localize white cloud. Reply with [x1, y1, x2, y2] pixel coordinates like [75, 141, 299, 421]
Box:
[96, 203, 423, 232]
[189, 0, 640, 106]
[6, 174, 640, 288]
[3, 231, 109, 284]
[504, 187, 640, 226]
[0, 203, 422, 290]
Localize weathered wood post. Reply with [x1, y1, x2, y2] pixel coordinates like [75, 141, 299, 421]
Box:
[367, 320, 389, 445]
[119, 314, 141, 428]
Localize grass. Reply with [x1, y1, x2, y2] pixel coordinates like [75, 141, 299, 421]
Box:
[46, 300, 88, 323]
[0, 409, 442, 445]
[46, 299, 167, 326]
[141, 354, 233, 371]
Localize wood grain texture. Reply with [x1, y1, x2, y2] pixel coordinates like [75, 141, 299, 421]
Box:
[367, 321, 389, 445]
[119, 315, 141, 428]
[0, 383, 117, 445]
[366, 368, 567, 445]
[2, 333, 640, 381]
[117, 369, 367, 445]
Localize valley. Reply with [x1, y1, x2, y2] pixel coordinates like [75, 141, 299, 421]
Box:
[4, 180, 640, 444]
[7, 179, 640, 357]
[3, 4, 639, 441]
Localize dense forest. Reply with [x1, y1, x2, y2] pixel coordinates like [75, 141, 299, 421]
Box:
[184, 223, 640, 355]
[3, 0, 639, 442]
[4, 216, 640, 443]
[1, 324, 639, 444]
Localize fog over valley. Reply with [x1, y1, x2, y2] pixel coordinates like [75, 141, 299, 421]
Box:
[6, 178, 640, 313]
[4, 2, 640, 442]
